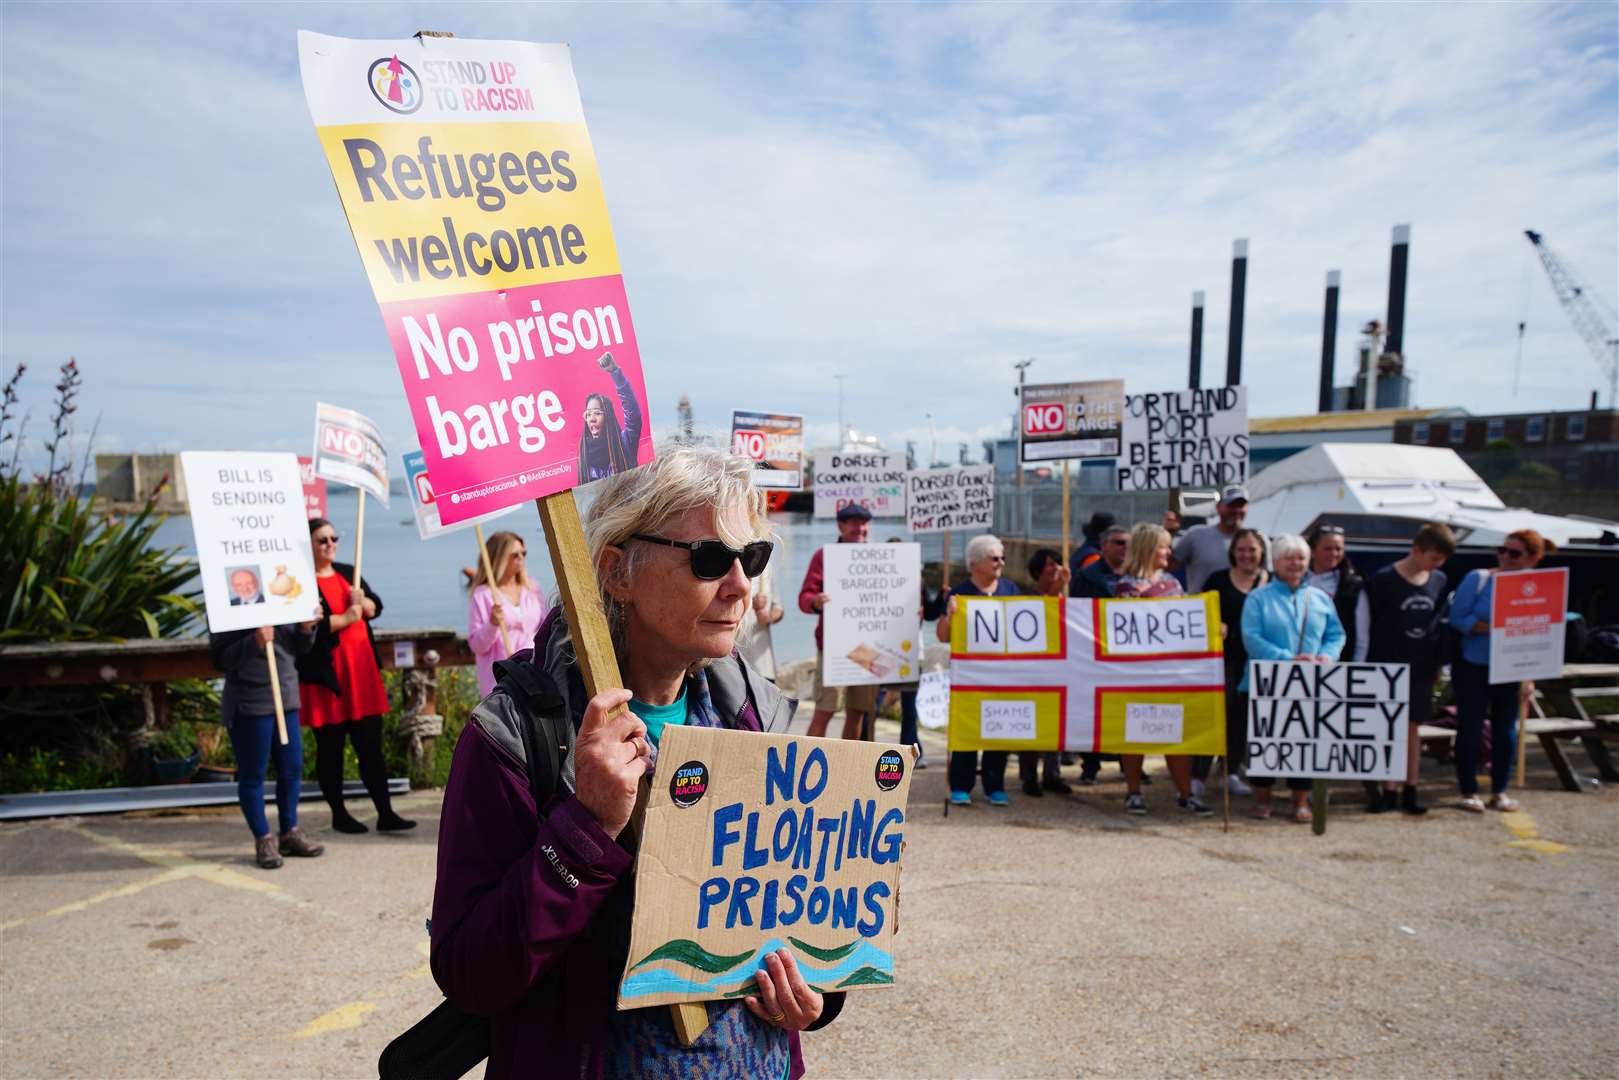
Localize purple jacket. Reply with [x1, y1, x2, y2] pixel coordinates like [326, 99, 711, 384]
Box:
[430, 611, 841, 1079]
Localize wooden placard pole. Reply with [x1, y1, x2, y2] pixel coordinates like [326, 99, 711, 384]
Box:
[1312, 779, 1329, 835]
[264, 638, 290, 746]
[1515, 694, 1529, 788]
[940, 530, 951, 591]
[475, 523, 512, 656]
[352, 491, 367, 603]
[534, 490, 710, 1046]
[1060, 460, 1071, 565]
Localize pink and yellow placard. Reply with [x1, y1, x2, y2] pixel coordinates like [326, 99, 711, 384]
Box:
[298, 32, 653, 524]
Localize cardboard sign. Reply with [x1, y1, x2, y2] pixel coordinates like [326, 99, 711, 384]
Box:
[1117, 386, 1248, 491]
[812, 452, 905, 519]
[822, 543, 922, 687]
[299, 32, 654, 525]
[1489, 567, 1569, 684]
[312, 401, 390, 506]
[619, 727, 912, 1009]
[906, 465, 994, 534]
[948, 594, 1225, 752]
[1246, 661, 1409, 781]
[401, 449, 521, 541]
[915, 670, 950, 731]
[296, 455, 328, 520]
[179, 452, 324, 634]
[731, 410, 804, 491]
[1018, 380, 1124, 463]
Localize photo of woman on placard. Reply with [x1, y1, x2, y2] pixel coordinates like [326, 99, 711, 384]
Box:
[576, 351, 644, 484]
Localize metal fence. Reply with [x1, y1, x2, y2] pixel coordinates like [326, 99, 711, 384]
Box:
[993, 480, 1183, 543]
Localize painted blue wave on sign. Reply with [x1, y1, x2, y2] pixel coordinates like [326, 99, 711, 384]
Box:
[619, 937, 894, 1002]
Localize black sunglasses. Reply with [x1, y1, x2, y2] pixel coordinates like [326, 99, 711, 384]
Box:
[631, 534, 773, 580]
[315, 534, 340, 545]
[1497, 546, 1527, 558]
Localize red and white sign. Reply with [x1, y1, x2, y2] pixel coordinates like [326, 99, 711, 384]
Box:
[1489, 567, 1569, 683]
[732, 429, 766, 460]
[1023, 403, 1065, 435]
[311, 401, 389, 506]
[297, 455, 328, 520]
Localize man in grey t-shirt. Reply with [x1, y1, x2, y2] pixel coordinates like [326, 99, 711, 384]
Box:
[1172, 484, 1248, 593]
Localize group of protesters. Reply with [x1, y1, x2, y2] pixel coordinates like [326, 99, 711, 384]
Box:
[790, 484, 1552, 826]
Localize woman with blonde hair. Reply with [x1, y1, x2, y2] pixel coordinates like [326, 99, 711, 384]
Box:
[432, 447, 846, 1078]
[1112, 523, 1212, 816]
[467, 530, 549, 697]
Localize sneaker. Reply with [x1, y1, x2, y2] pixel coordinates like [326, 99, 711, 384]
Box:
[278, 827, 325, 858]
[1125, 793, 1147, 815]
[1226, 774, 1253, 796]
[1190, 779, 1206, 799]
[949, 790, 972, 807]
[254, 834, 283, 870]
[1022, 779, 1044, 798]
[913, 744, 927, 769]
[1178, 794, 1215, 817]
[1487, 793, 1520, 812]
[1043, 777, 1073, 795]
[1078, 773, 1099, 786]
[376, 812, 418, 832]
[987, 790, 1011, 807]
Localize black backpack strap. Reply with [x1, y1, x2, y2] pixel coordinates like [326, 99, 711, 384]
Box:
[492, 658, 569, 807]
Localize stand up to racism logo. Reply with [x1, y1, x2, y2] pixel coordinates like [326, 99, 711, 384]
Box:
[368, 55, 423, 114]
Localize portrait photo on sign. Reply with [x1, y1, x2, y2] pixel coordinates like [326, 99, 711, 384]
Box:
[226, 566, 264, 606]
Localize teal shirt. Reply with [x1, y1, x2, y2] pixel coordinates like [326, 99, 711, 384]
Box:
[629, 688, 688, 747]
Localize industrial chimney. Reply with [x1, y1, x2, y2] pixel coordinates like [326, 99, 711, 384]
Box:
[1386, 224, 1410, 357]
[1319, 271, 1340, 413]
[1226, 239, 1248, 386]
[1188, 291, 1205, 390]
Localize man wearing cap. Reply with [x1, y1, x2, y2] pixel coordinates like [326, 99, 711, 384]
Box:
[1067, 510, 1117, 582]
[798, 504, 878, 741]
[1172, 485, 1249, 593]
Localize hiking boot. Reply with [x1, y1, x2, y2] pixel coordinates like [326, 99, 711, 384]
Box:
[255, 834, 283, 870]
[1400, 785, 1428, 816]
[279, 827, 325, 858]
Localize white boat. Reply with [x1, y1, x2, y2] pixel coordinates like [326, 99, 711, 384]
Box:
[1239, 443, 1619, 621]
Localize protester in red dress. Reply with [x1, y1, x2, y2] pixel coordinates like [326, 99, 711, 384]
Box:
[295, 518, 414, 834]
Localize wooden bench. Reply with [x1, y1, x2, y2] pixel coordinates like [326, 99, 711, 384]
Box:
[1526, 691, 1619, 792]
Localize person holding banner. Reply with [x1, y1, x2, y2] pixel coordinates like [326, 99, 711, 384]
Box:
[1190, 527, 1269, 799]
[210, 622, 324, 869]
[297, 518, 415, 835]
[575, 352, 644, 484]
[1113, 524, 1212, 816]
[467, 531, 550, 697]
[1018, 548, 1073, 797]
[1240, 534, 1346, 822]
[799, 505, 878, 742]
[937, 534, 1021, 806]
[430, 447, 845, 1078]
[1365, 522, 1456, 815]
[1447, 529, 1550, 814]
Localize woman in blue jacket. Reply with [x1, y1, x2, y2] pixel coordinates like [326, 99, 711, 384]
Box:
[1447, 529, 1549, 813]
[1240, 533, 1346, 823]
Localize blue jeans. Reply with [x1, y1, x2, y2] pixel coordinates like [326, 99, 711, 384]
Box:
[898, 690, 919, 747]
[229, 709, 304, 837]
[1453, 659, 1519, 796]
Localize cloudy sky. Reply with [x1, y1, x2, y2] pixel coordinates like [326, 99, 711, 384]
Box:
[2, 1, 1614, 473]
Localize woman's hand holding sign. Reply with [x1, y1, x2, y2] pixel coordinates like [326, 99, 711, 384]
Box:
[573, 688, 649, 840]
[745, 949, 824, 1031]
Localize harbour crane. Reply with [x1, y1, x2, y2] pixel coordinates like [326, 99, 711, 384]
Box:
[1524, 229, 1619, 407]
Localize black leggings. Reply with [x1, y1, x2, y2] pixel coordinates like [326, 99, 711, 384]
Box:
[313, 716, 394, 818]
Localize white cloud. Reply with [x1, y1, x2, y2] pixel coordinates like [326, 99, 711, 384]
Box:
[1, 1, 1613, 478]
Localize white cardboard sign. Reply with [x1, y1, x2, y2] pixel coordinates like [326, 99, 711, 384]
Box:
[180, 452, 324, 634]
[813, 452, 905, 519]
[905, 465, 994, 534]
[1117, 386, 1248, 492]
[822, 543, 922, 687]
[1247, 660, 1409, 781]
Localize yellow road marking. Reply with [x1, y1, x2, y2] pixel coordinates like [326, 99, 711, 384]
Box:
[1499, 809, 1570, 855]
[293, 1001, 377, 1039]
[1, 822, 308, 931]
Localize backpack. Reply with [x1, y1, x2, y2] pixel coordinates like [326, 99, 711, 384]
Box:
[376, 657, 569, 1080]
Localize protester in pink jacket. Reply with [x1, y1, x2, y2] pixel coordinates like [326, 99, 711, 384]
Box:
[466, 530, 548, 697]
